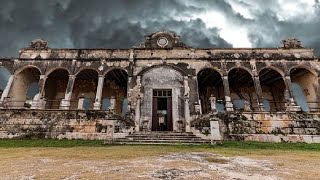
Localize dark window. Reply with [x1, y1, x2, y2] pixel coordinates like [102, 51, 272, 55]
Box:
[153, 89, 172, 97]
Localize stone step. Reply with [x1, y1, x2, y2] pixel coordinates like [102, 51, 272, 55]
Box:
[123, 137, 203, 140]
[129, 132, 195, 135]
[113, 139, 211, 144]
[110, 131, 212, 145]
[127, 135, 197, 138]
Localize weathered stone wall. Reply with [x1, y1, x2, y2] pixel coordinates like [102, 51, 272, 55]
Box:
[0, 109, 132, 140]
[191, 112, 320, 143]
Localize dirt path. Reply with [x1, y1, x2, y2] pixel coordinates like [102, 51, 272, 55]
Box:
[0, 148, 319, 180]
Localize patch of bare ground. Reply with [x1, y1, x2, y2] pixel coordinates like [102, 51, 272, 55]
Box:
[0, 147, 319, 180]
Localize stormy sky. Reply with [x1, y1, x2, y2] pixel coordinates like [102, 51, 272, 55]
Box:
[0, 0, 320, 57]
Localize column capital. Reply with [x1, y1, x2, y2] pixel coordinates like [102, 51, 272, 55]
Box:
[68, 75, 76, 79]
[285, 75, 291, 79]
[98, 74, 105, 78]
[39, 75, 47, 79]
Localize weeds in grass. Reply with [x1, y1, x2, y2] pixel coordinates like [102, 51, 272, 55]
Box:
[205, 157, 229, 164]
[0, 139, 319, 152]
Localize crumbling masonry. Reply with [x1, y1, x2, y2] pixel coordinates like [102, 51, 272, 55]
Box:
[0, 31, 320, 143]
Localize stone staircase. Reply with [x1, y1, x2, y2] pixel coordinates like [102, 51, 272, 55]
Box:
[110, 131, 213, 145]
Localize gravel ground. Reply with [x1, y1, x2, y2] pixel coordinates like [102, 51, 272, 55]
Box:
[0, 148, 319, 180]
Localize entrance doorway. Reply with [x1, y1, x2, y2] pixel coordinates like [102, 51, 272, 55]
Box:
[152, 89, 173, 131]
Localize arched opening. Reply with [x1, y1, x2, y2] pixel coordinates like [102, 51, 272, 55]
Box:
[71, 69, 98, 110]
[228, 68, 256, 111]
[259, 68, 286, 112]
[8, 67, 41, 108]
[102, 69, 128, 114]
[197, 68, 224, 113]
[0, 67, 11, 97]
[44, 69, 69, 109]
[141, 66, 183, 131]
[290, 68, 318, 112]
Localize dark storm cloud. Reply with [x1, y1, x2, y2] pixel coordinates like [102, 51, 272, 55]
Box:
[0, 0, 319, 57]
[244, 0, 320, 55]
[0, 0, 232, 57]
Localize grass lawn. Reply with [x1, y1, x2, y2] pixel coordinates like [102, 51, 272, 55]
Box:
[0, 139, 319, 158]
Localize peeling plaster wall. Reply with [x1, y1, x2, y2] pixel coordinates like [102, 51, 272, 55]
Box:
[291, 71, 319, 111]
[141, 66, 184, 131]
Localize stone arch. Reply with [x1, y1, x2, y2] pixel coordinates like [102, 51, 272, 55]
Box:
[140, 66, 184, 132]
[227, 66, 254, 77]
[8, 67, 41, 108]
[137, 64, 187, 77]
[290, 67, 319, 112]
[197, 66, 223, 77]
[289, 65, 318, 77]
[103, 67, 128, 77]
[44, 68, 70, 109]
[0, 67, 11, 93]
[197, 68, 224, 113]
[101, 68, 128, 114]
[259, 68, 286, 112]
[74, 67, 100, 76]
[70, 69, 99, 110]
[228, 68, 257, 111]
[14, 65, 43, 76]
[258, 66, 285, 77]
[45, 67, 71, 77]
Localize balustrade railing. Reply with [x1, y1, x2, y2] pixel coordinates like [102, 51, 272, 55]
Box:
[1, 99, 320, 113]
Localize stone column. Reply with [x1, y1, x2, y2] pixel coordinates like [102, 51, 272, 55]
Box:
[253, 76, 264, 111]
[93, 75, 105, 110]
[183, 76, 191, 132]
[60, 75, 76, 109]
[209, 94, 217, 112]
[134, 96, 141, 132]
[222, 76, 233, 111]
[110, 96, 116, 111]
[77, 94, 85, 110]
[284, 76, 301, 111]
[0, 75, 14, 106]
[32, 75, 47, 109]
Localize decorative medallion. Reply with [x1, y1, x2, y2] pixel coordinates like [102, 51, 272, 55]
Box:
[157, 37, 169, 48]
[29, 39, 48, 49]
[281, 38, 303, 49]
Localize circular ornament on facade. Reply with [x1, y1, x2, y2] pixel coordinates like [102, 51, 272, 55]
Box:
[294, 53, 301, 58]
[157, 37, 169, 47]
[263, 53, 270, 58]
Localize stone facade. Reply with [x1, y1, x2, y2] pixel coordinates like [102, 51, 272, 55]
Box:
[0, 31, 319, 142]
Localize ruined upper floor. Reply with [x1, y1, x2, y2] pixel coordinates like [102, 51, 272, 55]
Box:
[12, 31, 316, 61]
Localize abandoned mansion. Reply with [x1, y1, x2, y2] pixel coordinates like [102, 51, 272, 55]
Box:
[0, 31, 319, 143]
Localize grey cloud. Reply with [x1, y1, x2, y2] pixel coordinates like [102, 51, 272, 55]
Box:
[0, 0, 319, 57]
[0, 0, 230, 57]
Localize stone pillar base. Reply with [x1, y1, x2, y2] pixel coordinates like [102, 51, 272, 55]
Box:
[287, 104, 301, 112]
[210, 118, 221, 141]
[225, 101, 234, 111]
[258, 103, 265, 111]
[93, 102, 101, 110]
[60, 99, 70, 110]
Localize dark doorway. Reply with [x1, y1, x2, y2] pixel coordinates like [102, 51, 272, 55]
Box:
[152, 89, 173, 131]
